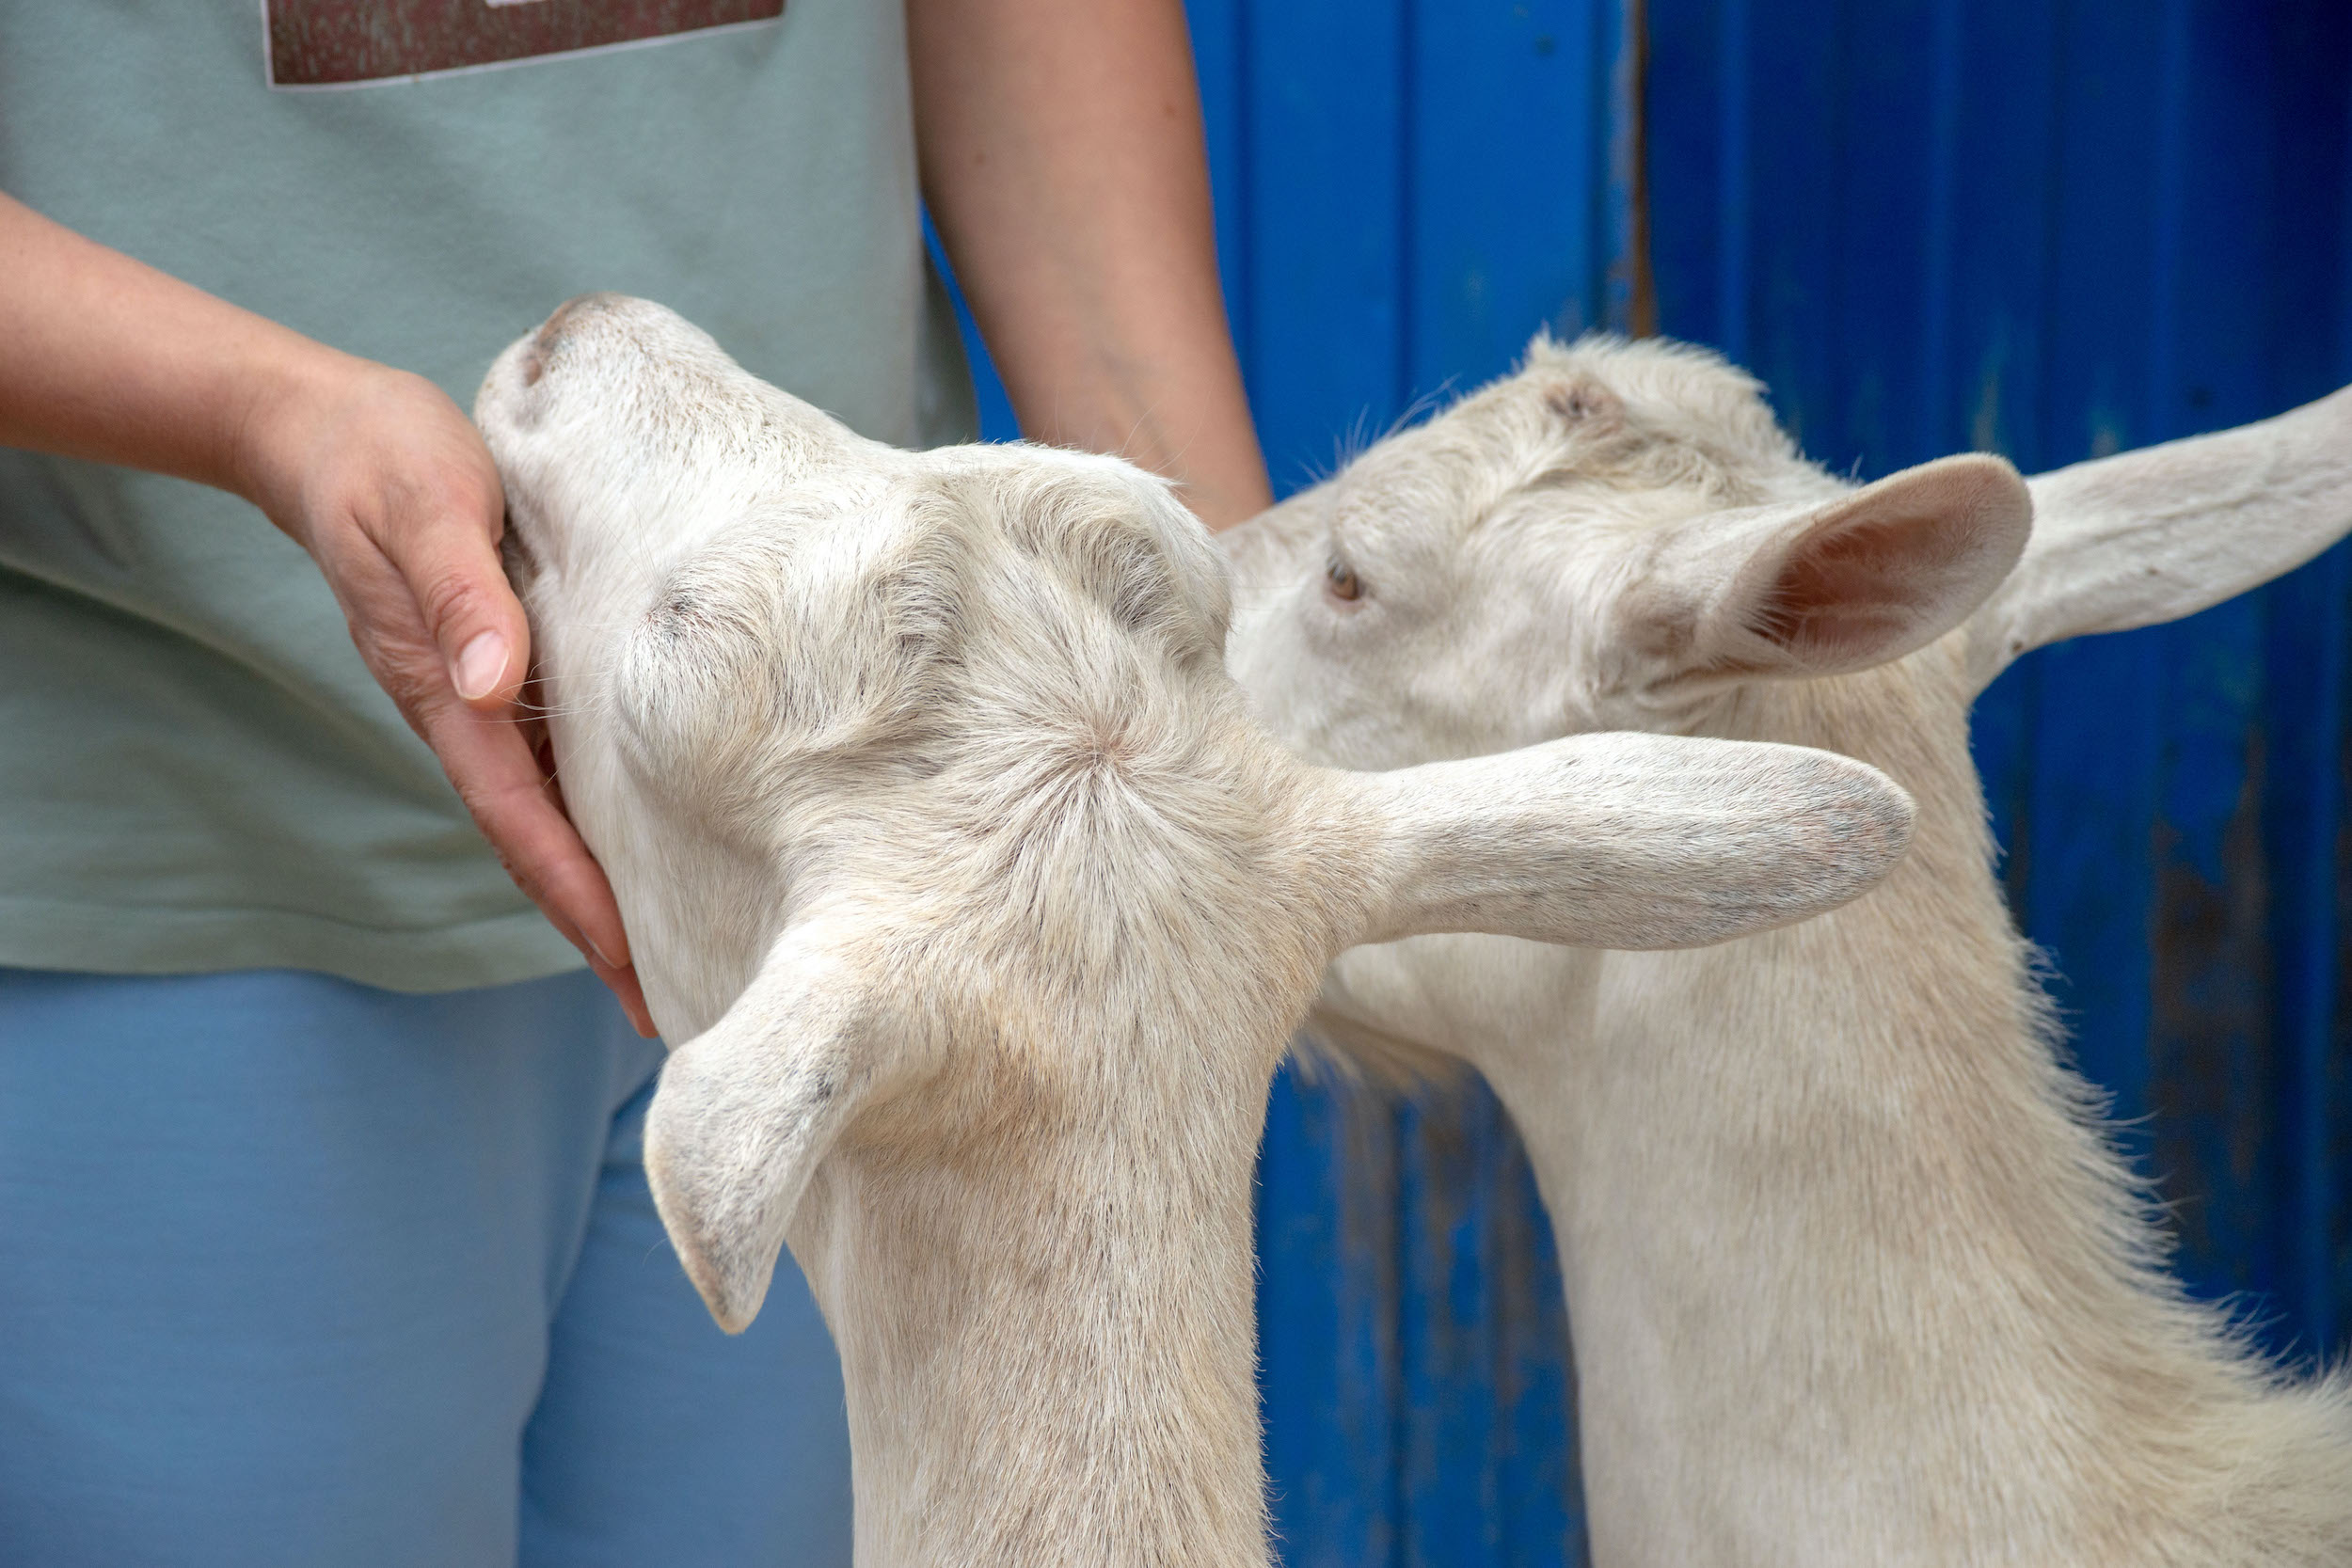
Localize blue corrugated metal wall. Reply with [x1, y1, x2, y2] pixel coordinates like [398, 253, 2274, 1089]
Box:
[1648, 0, 2352, 1372]
[943, 2, 2352, 1561]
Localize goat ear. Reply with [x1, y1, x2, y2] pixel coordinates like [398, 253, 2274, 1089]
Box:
[1634, 454, 2031, 680]
[1963, 384, 2352, 693]
[1343, 731, 1915, 950]
[643, 928, 878, 1334]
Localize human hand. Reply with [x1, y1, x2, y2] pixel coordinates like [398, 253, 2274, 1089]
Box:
[0, 196, 648, 1026]
[237, 354, 657, 1036]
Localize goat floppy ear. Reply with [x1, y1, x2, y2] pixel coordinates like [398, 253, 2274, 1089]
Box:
[644, 927, 880, 1334]
[1632, 454, 2031, 680]
[1963, 384, 2352, 694]
[1340, 731, 1915, 950]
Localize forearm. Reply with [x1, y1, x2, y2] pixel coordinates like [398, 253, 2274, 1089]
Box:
[908, 0, 1269, 530]
[0, 192, 354, 515]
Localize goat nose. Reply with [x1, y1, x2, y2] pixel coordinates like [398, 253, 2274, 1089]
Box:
[532, 297, 585, 355]
[533, 292, 623, 355]
[524, 294, 608, 387]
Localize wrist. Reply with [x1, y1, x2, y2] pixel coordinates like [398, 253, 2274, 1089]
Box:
[223, 335, 376, 539]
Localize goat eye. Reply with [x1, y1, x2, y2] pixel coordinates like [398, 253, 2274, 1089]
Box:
[1325, 557, 1363, 603]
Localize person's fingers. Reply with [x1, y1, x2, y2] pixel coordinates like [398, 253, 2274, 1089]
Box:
[595, 958, 659, 1038]
[405, 661, 658, 1037]
[445, 700, 656, 1038]
[416, 685, 634, 975]
[374, 476, 532, 713]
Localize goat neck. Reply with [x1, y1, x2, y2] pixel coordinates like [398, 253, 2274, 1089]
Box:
[1561, 656, 2352, 1567]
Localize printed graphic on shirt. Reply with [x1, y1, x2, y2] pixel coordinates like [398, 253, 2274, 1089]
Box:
[266, 0, 786, 88]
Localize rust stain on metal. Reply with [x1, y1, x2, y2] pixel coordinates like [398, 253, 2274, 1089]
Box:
[2148, 728, 2274, 1290]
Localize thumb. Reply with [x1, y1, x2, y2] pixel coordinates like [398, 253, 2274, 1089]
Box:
[386, 487, 532, 711]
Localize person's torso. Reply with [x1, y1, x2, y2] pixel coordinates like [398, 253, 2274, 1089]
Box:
[0, 0, 975, 991]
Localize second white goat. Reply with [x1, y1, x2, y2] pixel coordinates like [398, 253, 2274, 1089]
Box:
[1227, 338, 2352, 1568]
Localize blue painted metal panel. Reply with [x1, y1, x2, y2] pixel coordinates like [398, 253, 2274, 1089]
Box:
[933, 1, 2352, 1557]
[930, 0, 2352, 1549]
[1648, 0, 2352, 1382]
[934, 0, 2352, 1557]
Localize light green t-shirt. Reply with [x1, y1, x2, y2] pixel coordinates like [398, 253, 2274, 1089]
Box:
[0, 0, 976, 991]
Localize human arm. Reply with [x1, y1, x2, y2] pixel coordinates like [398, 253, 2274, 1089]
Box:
[907, 0, 1271, 531]
[0, 192, 653, 1033]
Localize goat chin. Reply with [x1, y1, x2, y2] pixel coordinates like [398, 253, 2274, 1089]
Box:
[1224, 332, 2352, 1568]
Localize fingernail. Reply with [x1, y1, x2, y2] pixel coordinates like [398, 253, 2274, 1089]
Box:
[453, 630, 508, 701]
[557, 921, 615, 972]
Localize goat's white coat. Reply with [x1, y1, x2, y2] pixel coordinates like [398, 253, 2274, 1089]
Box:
[473, 298, 1917, 1568]
[1225, 337, 2352, 1568]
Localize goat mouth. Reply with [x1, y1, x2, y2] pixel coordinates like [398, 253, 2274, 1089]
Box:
[499, 517, 540, 590]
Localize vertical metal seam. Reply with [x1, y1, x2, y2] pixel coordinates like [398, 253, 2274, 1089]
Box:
[1715, 0, 1750, 361]
[2286, 562, 2346, 1353]
[2028, 0, 2070, 474]
[1394, 0, 1417, 420]
[1824, 0, 1853, 456]
[2145, 0, 2193, 442]
[1612, 0, 1656, 337]
[1389, 1095, 1405, 1568]
[1919, 0, 1964, 455]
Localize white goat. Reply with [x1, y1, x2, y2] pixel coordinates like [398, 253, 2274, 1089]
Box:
[1226, 336, 2352, 1568]
[471, 296, 1916, 1568]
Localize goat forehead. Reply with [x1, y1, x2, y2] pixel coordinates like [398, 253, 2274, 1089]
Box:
[1329, 378, 1609, 533]
[1331, 362, 1818, 561]
[1327, 419, 1635, 560]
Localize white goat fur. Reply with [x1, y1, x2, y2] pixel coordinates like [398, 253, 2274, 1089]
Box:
[472, 297, 1917, 1568]
[1224, 335, 2352, 1568]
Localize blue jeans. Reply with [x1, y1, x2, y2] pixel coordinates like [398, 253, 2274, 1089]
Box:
[0, 967, 852, 1568]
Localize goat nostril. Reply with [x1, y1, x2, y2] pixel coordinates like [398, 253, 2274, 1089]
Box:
[519, 347, 544, 388]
